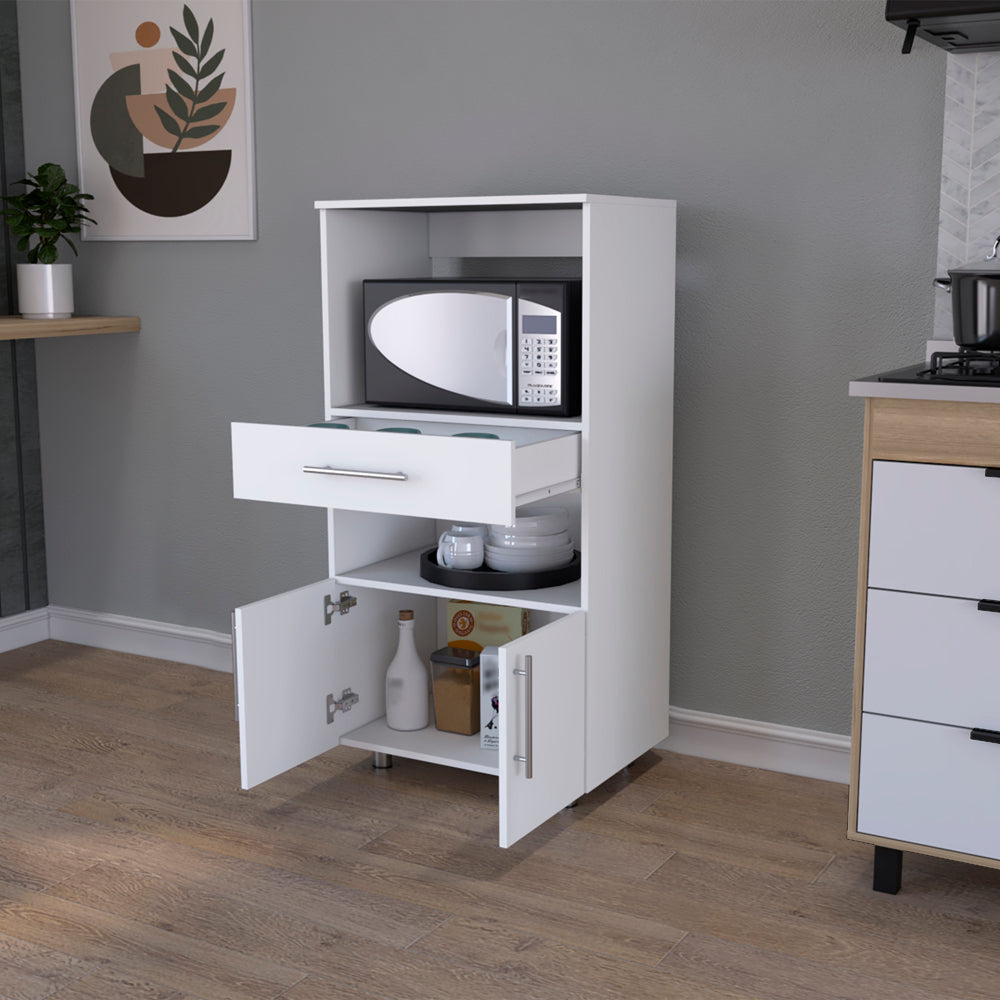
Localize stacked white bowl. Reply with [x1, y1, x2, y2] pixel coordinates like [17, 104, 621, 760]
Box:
[485, 506, 575, 573]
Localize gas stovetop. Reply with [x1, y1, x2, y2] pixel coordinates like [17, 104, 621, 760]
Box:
[878, 351, 1000, 386]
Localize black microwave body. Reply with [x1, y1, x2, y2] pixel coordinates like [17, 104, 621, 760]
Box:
[363, 279, 582, 417]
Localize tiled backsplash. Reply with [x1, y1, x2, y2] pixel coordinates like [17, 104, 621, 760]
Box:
[936, 53, 1000, 339]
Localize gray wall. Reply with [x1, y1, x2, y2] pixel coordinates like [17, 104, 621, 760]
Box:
[16, 0, 945, 736]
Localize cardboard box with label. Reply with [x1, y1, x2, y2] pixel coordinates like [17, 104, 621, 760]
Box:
[446, 601, 529, 750]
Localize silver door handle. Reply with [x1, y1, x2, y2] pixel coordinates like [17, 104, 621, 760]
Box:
[302, 465, 408, 482]
[513, 655, 533, 779]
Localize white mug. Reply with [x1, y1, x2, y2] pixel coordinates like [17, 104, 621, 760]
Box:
[437, 526, 485, 569]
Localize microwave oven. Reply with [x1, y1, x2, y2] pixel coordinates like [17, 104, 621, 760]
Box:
[362, 279, 582, 416]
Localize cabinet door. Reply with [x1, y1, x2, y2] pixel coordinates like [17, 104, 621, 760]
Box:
[864, 588, 1000, 729]
[499, 611, 585, 847]
[233, 579, 434, 788]
[868, 461, 1000, 599]
[858, 713, 1000, 861]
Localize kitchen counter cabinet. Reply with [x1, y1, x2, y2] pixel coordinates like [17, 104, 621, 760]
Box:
[231, 194, 676, 848]
[849, 392, 1000, 891]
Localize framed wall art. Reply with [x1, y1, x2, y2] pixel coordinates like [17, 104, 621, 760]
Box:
[71, 0, 256, 240]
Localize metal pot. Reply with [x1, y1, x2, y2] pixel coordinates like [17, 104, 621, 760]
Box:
[935, 236, 1000, 350]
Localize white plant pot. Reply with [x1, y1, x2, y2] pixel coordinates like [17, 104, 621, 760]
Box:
[16, 263, 74, 319]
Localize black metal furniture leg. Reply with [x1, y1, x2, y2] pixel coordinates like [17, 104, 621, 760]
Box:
[872, 845, 902, 894]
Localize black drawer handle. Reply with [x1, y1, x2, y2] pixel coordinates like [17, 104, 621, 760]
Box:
[986, 468, 1000, 478]
[978, 599, 1000, 613]
[971, 728, 1000, 744]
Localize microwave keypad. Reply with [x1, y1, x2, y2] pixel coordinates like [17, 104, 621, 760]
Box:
[519, 332, 561, 407]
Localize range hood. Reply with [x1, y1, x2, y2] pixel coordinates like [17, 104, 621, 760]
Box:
[886, 1, 1000, 53]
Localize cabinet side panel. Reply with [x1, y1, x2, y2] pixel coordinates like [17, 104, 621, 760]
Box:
[848, 399, 874, 837]
[582, 200, 676, 790]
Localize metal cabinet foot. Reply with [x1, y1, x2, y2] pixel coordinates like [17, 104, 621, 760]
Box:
[873, 845, 902, 894]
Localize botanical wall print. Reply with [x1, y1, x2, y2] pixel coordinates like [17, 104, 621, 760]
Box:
[71, 0, 255, 240]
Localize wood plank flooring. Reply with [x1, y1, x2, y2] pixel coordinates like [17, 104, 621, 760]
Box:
[0, 640, 998, 999]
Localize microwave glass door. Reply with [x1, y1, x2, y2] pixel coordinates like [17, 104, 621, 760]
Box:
[368, 291, 513, 404]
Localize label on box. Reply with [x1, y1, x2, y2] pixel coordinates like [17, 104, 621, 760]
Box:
[446, 601, 528, 652]
[480, 647, 500, 750]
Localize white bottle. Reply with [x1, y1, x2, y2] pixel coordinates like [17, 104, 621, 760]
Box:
[385, 610, 429, 731]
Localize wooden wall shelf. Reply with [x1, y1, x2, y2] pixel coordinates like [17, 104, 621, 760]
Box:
[0, 316, 140, 340]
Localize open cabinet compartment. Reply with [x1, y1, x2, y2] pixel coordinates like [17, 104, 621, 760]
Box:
[234, 578, 585, 848]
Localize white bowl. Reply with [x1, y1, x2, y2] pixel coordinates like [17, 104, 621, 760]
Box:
[490, 506, 569, 537]
[487, 528, 572, 550]
[485, 540, 573, 558]
[485, 544, 575, 573]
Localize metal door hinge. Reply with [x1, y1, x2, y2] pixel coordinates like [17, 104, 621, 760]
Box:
[327, 688, 360, 724]
[324, 590, 357, 624]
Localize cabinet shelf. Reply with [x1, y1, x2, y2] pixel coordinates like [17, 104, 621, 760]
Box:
[0, 316, 140, 340]
[340, 716, 499, 775]
[327, 404, 583, 433]
[335, 546, 583, 613]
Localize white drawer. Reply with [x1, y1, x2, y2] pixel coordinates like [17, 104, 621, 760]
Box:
[857, 713, 1000, 861]
[864, 589, 1000, 728]
[231, 420, 581, 524]
[868, 460, 1000, 599]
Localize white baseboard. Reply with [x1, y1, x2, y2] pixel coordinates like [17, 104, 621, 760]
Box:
[0, 605, 232, 672]
[0, 605, 850, 782]
[0, 608, 51, 653]
[659, 706, 851, 785]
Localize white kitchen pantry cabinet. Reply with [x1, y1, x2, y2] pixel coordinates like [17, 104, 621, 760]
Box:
[230, 194, 676, 847]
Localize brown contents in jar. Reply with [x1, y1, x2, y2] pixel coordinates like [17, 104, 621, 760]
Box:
[433, 666, 480, 735]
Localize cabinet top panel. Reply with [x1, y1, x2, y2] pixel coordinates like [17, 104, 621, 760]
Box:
[314, 193, 676, 211]
[849, 375, 1000, 405]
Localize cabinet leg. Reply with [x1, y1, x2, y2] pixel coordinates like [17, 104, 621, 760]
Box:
[372, 752, 393, 769]
[872, 845, 902, 894]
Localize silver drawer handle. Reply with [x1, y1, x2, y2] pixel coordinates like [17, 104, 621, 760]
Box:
[513, 655, 533, 779]
[302, 465, 408, 482]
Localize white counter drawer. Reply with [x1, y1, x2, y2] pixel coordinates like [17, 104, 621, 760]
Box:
[868, 460, 1000, 599]
[231, 421, 580, 524]
[857, 713, 1000, 861]
[864, 588, 1000, 728]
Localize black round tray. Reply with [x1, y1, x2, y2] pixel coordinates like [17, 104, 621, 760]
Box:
[419, 547, 580, 591]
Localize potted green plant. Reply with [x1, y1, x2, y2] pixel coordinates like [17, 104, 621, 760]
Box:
[1, 162, 96, 319]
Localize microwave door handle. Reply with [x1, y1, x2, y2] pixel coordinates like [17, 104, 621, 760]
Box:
[507, 296, 514, 405]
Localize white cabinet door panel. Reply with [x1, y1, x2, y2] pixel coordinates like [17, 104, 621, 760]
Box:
[868, 461, 1000, 599]
[864, 589, 1000, 728]
[499, 611, 585, 847]
[232, 422, 580, 524]
[234, 579, 435, 788]
[858, 713, 1000, 861]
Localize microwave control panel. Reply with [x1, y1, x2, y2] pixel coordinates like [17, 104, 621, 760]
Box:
[518, 313, 562, 408]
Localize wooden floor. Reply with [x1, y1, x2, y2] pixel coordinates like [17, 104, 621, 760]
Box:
[1, 642, 999, 1000]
